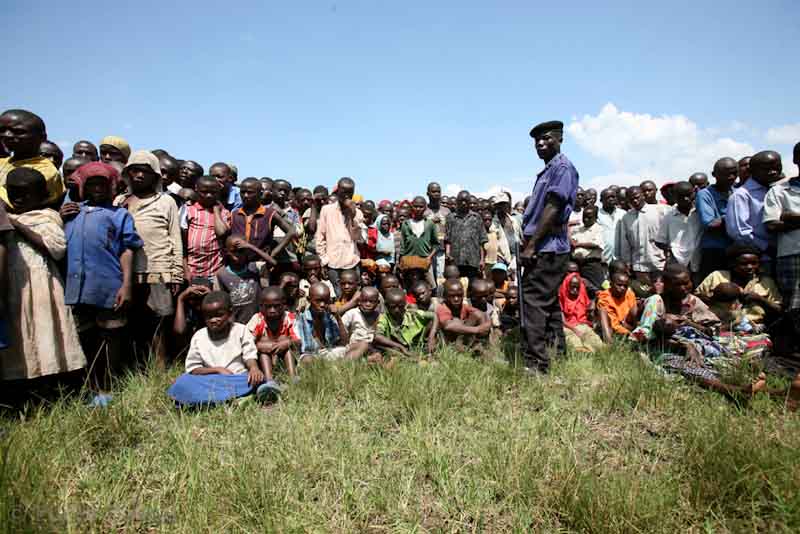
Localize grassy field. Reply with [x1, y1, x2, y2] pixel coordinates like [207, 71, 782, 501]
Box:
[2, 342, 800, 533]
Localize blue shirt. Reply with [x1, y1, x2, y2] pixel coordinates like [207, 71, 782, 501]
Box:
[65, 203, 143, 309]
[521, 153, 578, 254]
[725, 179, 773, 252]
[223, 185, 242, 212]
[695, 185, 733, 249]
[294, 309, 341, 354]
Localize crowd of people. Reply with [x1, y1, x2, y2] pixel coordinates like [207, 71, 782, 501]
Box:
[1, 108, 799, 408]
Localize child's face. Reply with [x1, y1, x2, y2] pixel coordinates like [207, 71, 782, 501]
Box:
[470, 285, 490, 310]
[296, 190, 312, 213]
[260, 181, 273, 205]
[610, 275, 629, 299]
[445, 284, 464, 310]
[567, 276, 581, 299]
[396, 208, 410, 225]
[358, 291, 380, 314]
[413, 285, 432, 308]
[202, 301, 233, 335]
[566, 262, 579, 273]
[225, 238, 246, 269]
[84, 176, 112, 205]
[196, 181, 219, 208]
[281, 276, 299, 300]
[385, 295, 407, 321]
[304, 260, 323, 282]
[339, 273, 358, 297]
[7, 183, 45, 213]
[360, 270, 375, 287]
[665, 272, 692, 300]
[240, 181, 261, 209]
[506, 289, 519, 308]
[582, 208, 597, 226]
[309, 288, 330, 314]
[380, 277, 400, 296]
[260, 294, 285, 322]
[127, 166, 158, 196]
[411, 199, 426, 220]
[733, 253, 759, 279]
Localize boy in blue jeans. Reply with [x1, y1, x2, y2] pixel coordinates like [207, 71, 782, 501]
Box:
[63, 162, 143, 404]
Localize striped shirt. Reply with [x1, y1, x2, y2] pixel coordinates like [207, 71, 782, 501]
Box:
[180, 203, 231, 279]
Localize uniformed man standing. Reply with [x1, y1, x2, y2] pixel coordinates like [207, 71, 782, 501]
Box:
[519, 121, 579, 373]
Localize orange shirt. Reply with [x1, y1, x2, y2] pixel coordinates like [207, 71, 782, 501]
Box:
[596, 288, 636, 334]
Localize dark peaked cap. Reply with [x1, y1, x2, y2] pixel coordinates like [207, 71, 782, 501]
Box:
[529, 120, 564, 138]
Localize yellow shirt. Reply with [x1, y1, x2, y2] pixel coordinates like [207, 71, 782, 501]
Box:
[694, 270, 782, 325]
[0, 156, 64, 208]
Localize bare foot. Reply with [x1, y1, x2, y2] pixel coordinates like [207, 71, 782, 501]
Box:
[750, 372, 767, 396]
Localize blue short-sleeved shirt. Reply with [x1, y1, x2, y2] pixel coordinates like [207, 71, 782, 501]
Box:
[521, 153, 579, 254]
[65, 203, 143, 309]
[223, 185, 242, 212]
[725, 179, 773, 252]
[695, 185, 733, 250]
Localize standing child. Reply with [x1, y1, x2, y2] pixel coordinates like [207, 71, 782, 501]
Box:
[374, 288, 439, 357]
[63, 162, 143, 404]
[247, 287, 300, 392]
[167, 292, 265, 407]
[114, 151, 183, 366]
[0, 168, 85, 382]
[181, 175, 230, 285]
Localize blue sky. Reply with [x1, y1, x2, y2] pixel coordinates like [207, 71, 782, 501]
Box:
[3, 0, 798, 200]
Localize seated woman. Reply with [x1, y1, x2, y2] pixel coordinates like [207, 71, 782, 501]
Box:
[559, 273, 604, 353]
[695, 244, 782, 332]
[596, 272, 639, 343]
[629, 264, 773, 397]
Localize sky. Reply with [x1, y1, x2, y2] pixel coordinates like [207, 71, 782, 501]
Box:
[3, 0, 799, 201]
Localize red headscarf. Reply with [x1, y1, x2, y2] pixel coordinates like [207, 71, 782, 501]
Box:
[559, 272, 591, 328]
[70, 161, 120, 200]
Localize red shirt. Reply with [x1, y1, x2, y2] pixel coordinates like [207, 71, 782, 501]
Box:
[435, 302, 478, 324]
[248, 311, 299, 341]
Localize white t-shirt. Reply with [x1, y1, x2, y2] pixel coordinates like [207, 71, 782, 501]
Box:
[763, 180, 800, 258]
[184, 323, 258, 374]
[655, 207, 703, 270]
[341, 308, 378, 344]
[570, 223, 604, 260]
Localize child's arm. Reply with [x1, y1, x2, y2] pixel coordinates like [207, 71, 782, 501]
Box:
[269, 213, 297, 260]
[9, 219, 55, 258]
[331, 290, 360, 316]
[598, 308, 614, 344]
[244, 358, 265, 386]
[335, 314, 349, 347]
[212, 204, 230, 237]
[114, 248, 134, 311]
[174, 285, 210, 335]
[237, 240, 277, 267]
[190, 366, 233, 375]
[426, 314, 439, 354]
[373, 334, 410, 355]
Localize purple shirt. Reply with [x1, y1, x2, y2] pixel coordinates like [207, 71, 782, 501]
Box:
[521, 152, 579, 254]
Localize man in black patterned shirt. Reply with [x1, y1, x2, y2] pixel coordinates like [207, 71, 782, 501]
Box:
[445, 190, 487, 283]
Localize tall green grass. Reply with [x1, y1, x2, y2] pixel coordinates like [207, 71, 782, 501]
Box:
[1, 344, 799, 532]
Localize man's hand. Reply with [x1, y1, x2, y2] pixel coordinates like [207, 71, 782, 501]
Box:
[59, 202, 81, 222]
[519, 239, 537, 268]
[114, 286, 132, 311]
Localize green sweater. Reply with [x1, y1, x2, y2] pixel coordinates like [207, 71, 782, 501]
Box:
[400, 219, 439, 257]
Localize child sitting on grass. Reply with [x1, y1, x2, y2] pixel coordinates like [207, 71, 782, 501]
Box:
[468, 278, 500, 329]
[438, 264, 468, 298]
[216, 235, 276, 324]
[436, 279, 491, 347]
[330, 268, 361, 316]
[294, 282, 348, 362]
[341, 287, 382, 361]
[410, 281, 440, 312]
[247, 287, 299, 393]
[559, 272, 604, 353]
[168, 291, 265, 407]
[374, 288, 439, 357]
[499, 286, 520, 333]
[597, 272, 639, 344]
[298, 254, 335, 309]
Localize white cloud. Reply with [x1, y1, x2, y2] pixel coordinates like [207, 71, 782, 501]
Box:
[443, 183, 526, 204]
[765, 123, 800, 145]
[567, 103, 755, 190]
